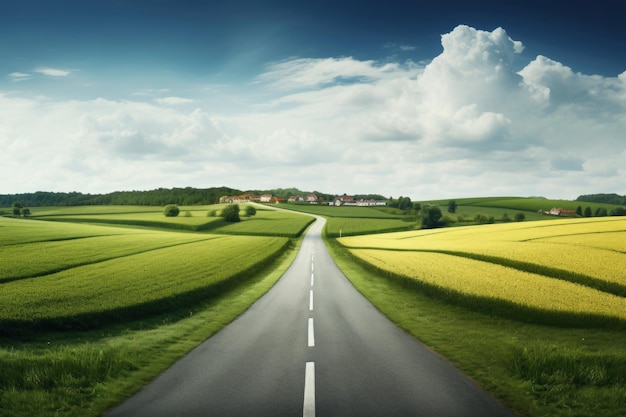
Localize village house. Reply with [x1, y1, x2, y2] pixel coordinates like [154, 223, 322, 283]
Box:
[219, 194, 260, 204]
[356, 199, 387, 207]
[305, 193, 318, 203]
[334, 195, 354, 206]
[543, 207, 577, 217]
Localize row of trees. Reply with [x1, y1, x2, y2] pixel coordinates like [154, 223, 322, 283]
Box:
[3, 201, 31, 217]
[420, 202, 526, 229]
[0, 187, 243, 207]
[163, 204, 256, 222]
[575, 205, 625, 217]
[576, 193, 626, 205]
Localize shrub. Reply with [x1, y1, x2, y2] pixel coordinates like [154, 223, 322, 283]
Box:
[474, 213, 490, 224]
[421, 205, 442, 229]
[221, 204, 241, 222]
[163, 204, 180, 217]
[207, 209, 217, 217]
[609, 207, 626, 216]
[184, 211, 192, 217]
[514, 212, 526, 222]
[245, 206, 257, 217]
[439, 215, 457, 226]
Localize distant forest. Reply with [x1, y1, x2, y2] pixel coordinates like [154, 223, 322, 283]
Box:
[0, 187, 388, 208]
[576, 193, 626, 206]
[0, 187, 243, 207]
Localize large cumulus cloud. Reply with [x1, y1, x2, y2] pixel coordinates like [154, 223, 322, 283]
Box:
[1, 24, 624, 199]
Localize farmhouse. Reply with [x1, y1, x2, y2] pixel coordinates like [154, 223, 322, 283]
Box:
[219, 194, 260, 204]
[543, 207, 577, 217]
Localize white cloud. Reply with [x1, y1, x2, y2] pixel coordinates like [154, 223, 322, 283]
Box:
[34, 67, 71, 77]
[155, 96, 194, 105]
[1, 25, 624, 199]
[256, 57, 404, 90]
[8, 72, 31, 81]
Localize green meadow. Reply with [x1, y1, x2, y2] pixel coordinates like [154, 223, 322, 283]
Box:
[319, 203, 626, 417]
[0, 205, 309, 416]
[1, 199, 625, 417]
[31, 204, 313, 237]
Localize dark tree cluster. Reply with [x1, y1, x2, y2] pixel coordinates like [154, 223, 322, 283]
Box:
[576, 193, 626, 206]
[0, 187, 243, 207]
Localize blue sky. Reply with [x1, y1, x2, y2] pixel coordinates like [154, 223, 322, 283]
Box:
[1, 0, 625, 199]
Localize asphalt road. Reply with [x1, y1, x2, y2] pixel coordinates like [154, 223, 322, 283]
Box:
[105, 216, 517, 417]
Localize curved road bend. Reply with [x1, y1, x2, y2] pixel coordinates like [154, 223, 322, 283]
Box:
[105, 216, 516, 417]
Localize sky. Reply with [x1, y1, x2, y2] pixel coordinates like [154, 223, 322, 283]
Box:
[1, 0, 625, 200]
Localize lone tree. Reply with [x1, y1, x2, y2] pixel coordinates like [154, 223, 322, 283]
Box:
[163, 204, 180, 217]
[221, 204, 241, 222]
[447, 200, 457, 213]
[12, 201, 23, 217]
[514, 212, 526, 222]
[421, 204, 442, 229]
[245, 205, 257, 217]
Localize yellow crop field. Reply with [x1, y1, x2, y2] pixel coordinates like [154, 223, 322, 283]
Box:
[350, 249, 626, 320]
[339, 217, 626, 325]
[339, 217, 626, 285]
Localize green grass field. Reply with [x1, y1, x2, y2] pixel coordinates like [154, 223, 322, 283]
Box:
[2, 199, 625, 417]
[330, 214, 626, 417]
[327, 237, 626, 417]
[0, 206, 305, 417]
[29, 204, 313, 237]
[276, 203, 417, 236]
[0, 217, 290, 336]
[338, 217, 626, 327]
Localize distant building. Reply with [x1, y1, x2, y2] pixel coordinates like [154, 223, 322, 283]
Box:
[219, 194, 260, 204]
[546, 207, 577, 217]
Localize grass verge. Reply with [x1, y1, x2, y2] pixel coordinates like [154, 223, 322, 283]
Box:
[325, 237, 626, 417]
[0, 237, 303, 417]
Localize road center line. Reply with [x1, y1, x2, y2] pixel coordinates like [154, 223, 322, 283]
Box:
[311, 273, 314, 287]
[309, 290, 314, 311]
[303, 362, 315, 417]
[308, 318, 315, 347]
[311, 262, 314, 272]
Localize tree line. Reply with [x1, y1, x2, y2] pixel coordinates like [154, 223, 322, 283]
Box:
[0, 187, 243, 207]
[576, 193, 626, 206]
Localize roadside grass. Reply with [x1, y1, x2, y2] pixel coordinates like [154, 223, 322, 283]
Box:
[0, 227, 305, 417]
[325, 237, 626, 417]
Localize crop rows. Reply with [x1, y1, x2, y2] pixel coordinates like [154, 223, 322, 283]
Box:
[32, 206, 313, 237]
[339, 217, 626, 326]
[0, 233, 217, 283]
[0, 218, 290, 335]
[350, 249, 626, 323]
